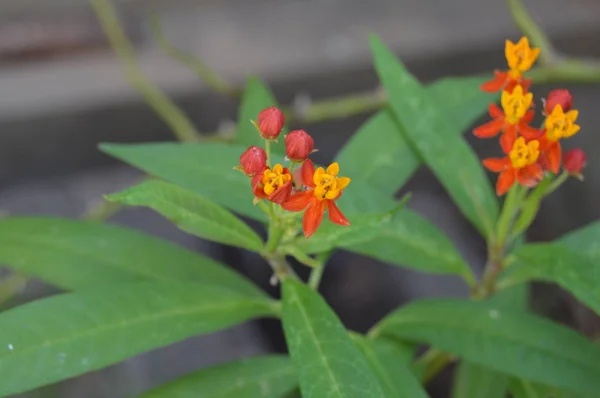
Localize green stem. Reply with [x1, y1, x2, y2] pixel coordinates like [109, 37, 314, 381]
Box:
[266, 222, 284, 253]
[91, 0, 200, 143]
[495, 185, 525, 247]
[308, 266, 325, 290]
[505, 0, 554, 64]
[150, 16, 241, 98]
[543, 171, 569, 197]
[413, 348, 454, 384]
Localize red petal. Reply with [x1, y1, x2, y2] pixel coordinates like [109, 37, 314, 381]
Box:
[489, 103, 504, 119]
[300, 159, 316, 188]
[251, 174, 267, 199]
[519, 123, 542, 140]
[282, 190, 313, 212]
[268, 181, 293, 204]
[538, 133, 552, 150]
[303, 199, 325, 238]
[326, 200, 350, 226]
[500, 126, 517, 154]
[497, 169, 516, 196]
[483, 157, 510, 172]
[517, 163, 543, 187]
[545, 142, 562, 174]
[473, 119, 505, 138]
[480, 72, 507, 92]
[522, 110, 535, 124]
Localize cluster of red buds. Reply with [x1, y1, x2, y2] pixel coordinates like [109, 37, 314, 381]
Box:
[236, 107, 351, 237]
[475, 37, 586, 195]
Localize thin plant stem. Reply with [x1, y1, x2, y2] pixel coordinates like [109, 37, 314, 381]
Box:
[506, 0, 554, 64]
[150, 15, 241, 98]
[91, 0, 201, 143]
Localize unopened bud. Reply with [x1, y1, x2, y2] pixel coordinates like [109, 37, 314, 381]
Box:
[563, 148, 586, 178]
[239, 146, 267, 176]
[545, 89, 573, 115]
[257, 107, 285, 139]
[285, 129, 314, 161]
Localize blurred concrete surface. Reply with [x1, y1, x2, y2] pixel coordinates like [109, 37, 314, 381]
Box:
[1, 1, 600, 397]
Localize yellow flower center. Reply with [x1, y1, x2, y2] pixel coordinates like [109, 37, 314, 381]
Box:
[505, 37, 540, 73]
[312, 162, 351, 200]
[545, 105, 580, 142]
[509, 137, 540, 169]
[501, 85, 532, 124]
[261, 164, 292, 195]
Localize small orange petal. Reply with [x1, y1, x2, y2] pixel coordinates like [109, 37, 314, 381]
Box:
[497, 169, 516, 196]
[500, 126, 517, 154]
[545, 142, 562, 174]
[522, 110, 535, 125]
[519, 123, 542, 140]
[489, 103, 504, 119]
[483, 157, 510, 172]
[473, 119, 505, 138]
[517, 163, 543, 187]
[268, 181, 293, 204]
[300, 159, 316, 188]
[480, 71, 507, 93]
[282, 190, 313, 212]
[303, 198, 325, 238]
[326, 200, 350, 226]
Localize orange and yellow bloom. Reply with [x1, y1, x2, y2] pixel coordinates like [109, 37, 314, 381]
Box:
[251, 163, 293, 204]
[483, 137, 543, 195]
[283, 160, 351, 238]
[481, 37, 539, 93]
[538, 103, 581, 173]
[473, 85, 540, 152]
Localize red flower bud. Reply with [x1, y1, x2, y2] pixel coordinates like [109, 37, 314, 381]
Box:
[563, 148, 586, 177]
[285, 129, 314, 161]
[257, 107, 285, 139]
[545, 89, 573, 114]
[239, 146, 267, 176]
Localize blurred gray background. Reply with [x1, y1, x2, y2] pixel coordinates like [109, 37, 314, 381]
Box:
[1, 0, 599, 397]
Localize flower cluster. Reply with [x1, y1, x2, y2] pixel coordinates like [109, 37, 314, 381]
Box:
[236, 106, 351, 237]
[474, 37, 586, 195]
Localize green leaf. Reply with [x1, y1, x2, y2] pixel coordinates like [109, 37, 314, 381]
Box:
[138, 355, 297, 398]
[558, 220, 600, 259]
[0, 281, 277, 396]
[0, 217, 264, 298]
[282, 279, 385, 398]
[101, 142, 267, 221]
[501, 243, 600, 316]
[349, 210, 475, 284]
[451, 285, 529, 398]
[372, 298, 600, 395]
[106, 180, 263, 252]
[236, 77, 286, 153]
[369, 35, 498, 236]
[452, 362, 508, 398]
[352, 335, 428, 398]
[336, 77, 494, 195]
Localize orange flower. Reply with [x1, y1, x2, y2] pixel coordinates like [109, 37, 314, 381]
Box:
[483, 137, 543, 195]
[473, 85, 541, 152]
[282, 159, 351, 238]
[481, 37, 539, 93]
[538, 105, 581, 173]
[251, 163, 293, 204]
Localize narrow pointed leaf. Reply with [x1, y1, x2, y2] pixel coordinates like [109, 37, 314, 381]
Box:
[352, 335, 428, 398]
[372, 299, 600, 395]
[452, 285, 529, 398]
[0, 281, 278, 396]
[282, 279, 385, 398]
[370, 35, 498, 236]
[558, 220, 600, 259]
[501, 243, 600, 317]
[0, 217, 264, 297]
[106, 180, 263, 252]
[236, 77, 286, 153]
[138, 355, 297, 398]
[336, 77, 495, 195]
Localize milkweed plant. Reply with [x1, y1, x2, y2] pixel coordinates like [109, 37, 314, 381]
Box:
[0, 1, 599, 397]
